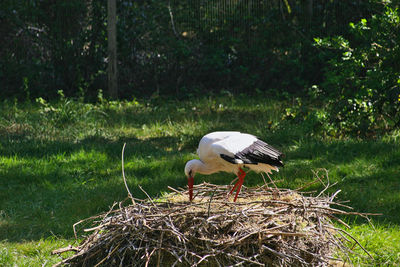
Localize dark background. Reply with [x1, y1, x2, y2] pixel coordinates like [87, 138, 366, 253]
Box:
[1, 0, 399, 135]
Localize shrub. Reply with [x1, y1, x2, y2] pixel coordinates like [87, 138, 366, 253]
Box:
[314, 6, 400, 136]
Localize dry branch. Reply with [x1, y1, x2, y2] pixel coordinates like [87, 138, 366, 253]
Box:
[53, 182, 373, 266]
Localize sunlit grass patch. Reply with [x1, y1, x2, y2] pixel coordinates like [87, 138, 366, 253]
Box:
[0, 95, 399, 266]
[343, 223, 400, 266]
[0, 238, 76, 267]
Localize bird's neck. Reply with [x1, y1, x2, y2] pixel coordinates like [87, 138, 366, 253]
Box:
[192, 159, 216, 175]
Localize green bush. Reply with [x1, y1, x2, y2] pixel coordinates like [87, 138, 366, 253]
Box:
[314, 5, 400, 136]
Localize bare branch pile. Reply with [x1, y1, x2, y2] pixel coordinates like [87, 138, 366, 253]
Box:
[53, 183, 370, 266]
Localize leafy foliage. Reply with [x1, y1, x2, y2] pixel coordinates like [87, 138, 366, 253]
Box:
[314, 6, 400, 136]
[1, 1, 399, 136]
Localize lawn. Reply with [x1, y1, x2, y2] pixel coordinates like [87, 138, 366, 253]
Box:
[0, 95, 399, 266]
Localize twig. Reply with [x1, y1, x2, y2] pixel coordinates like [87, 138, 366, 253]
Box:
[266, 172, 278, 189]
[314, 168, 330, 197]
[72, 213, 105, 239]
[168, 0, 179, 38]
[51, 245, 79, 255]
[329, 226, 373, 259]
[329, 189, 341, 202]
[121, 143, 135, 204]
[139, 185, 156, 207]
[208, 189, 216, 217]
[94, 242, 121, 267]
[168, 186, 184, 196]
[295, 177, 321, 191]
[157, 232, 164, 267]
[54, 182, 375, 266]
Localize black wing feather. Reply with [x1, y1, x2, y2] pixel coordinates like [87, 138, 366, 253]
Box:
[220, 154, 237, 164]
[235, 140, 284, 167]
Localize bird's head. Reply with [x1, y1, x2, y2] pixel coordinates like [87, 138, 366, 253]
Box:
[184, 160, 198, 202]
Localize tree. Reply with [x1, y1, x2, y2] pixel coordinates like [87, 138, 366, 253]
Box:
[107, 0, 118, 99]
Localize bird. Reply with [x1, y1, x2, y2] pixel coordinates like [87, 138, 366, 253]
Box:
[184, 131, 284, 202]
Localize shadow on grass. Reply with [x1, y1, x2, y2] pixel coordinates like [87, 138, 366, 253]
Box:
[283, 139, 400, 225]
[0, 105, 399, 242]
[0, 134, 199, 242]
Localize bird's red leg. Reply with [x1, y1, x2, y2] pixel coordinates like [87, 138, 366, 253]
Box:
[229, 180, 240, 195]
[228, 168, 246, 202]
[228, 168, 245, 195]
[234, 168, 246, 202]
[188, 176, 194, 201]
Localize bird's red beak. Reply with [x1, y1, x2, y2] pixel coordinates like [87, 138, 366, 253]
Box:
[188, 175, 194, 201]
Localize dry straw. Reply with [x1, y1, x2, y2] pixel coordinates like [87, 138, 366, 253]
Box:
[53, 146, 376, 266]
[54, 183, 377, 266]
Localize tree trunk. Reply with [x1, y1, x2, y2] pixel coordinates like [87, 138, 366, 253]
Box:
[307, 0, 313, 25]
[107, 0, 118, 99]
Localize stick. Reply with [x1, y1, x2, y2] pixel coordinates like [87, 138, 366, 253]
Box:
[122, 143, 135, 204]
[168, 0, 179, 38]
[54, 181, 375, 266]
[139, 185, 156, 207]
[168, 186, 184, 196]
[328, 226, 373, 259]
[51, 245, 79, 255]
[208, 189, 216, 217]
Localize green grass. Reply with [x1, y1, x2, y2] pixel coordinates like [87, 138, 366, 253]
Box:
[0, 95, 399, 266]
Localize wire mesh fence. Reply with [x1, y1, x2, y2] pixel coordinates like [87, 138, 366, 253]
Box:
[1, 0, 382, 98]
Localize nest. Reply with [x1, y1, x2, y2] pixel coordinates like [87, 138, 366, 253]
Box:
[53, 181, 373, 267]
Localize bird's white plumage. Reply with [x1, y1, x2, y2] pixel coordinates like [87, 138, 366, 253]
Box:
[185, 131, 284, 202]
[188, 131, 280, 175]
[199, 132, 256, 157]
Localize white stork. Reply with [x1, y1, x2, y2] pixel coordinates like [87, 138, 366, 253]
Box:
[184, 131, 284, 202]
